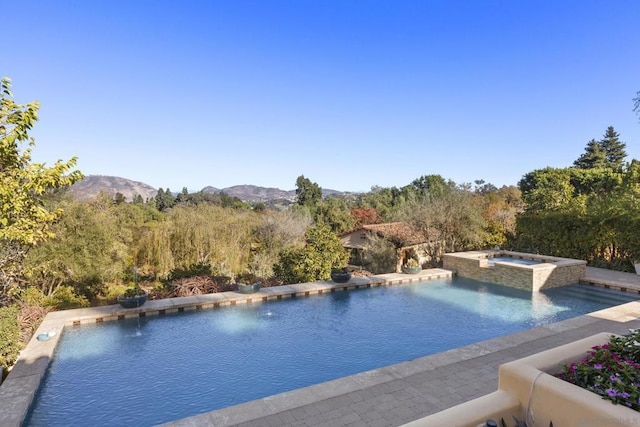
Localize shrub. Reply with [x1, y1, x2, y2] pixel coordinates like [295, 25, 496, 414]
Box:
[44, 286, 90, 310]
[0, 305, 21, 382]
[273, 224, 348, 284]
[18, 287, 48, 307]
[557, 329, 640, 410]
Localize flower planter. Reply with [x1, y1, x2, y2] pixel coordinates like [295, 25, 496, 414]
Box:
[237, 282, 261, 294]
[331, 272, 352, 283]
[407, 333, 638, 426]
[117, 293, 148, 309]
[402, 266, 421, 274]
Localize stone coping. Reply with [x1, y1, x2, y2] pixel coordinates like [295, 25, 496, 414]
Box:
[446, 249, 586, 265]
[0, 268, 451, 427]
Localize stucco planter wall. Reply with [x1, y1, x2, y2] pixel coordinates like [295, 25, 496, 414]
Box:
[498, 332, 639, 427]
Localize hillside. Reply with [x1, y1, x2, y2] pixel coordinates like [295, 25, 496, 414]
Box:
[68, 175, 158, 202]
[70, 176, 347, 203]
[202, 185, 296, 203]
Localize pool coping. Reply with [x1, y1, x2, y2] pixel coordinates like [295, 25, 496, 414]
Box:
[0, 269, 451, 427]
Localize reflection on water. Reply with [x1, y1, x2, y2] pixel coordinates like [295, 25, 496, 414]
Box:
[212, 307, 267, 334]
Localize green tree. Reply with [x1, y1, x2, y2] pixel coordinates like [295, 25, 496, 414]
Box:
[155, 188, 176, 211]
[0, 77, 82, 300]
[273, 224, 348, 284]
[359, 186, 406, 221]
[518, 168, 577, 213]
[22, 196, 161, 300]
[176, 187, 189, 204]
[114, 192, 126, 204]
[410, 174, 448, 197]
[573, 139, 607, 169]
[314, 195, 357, 234]
[600, 126, 627, 169]
[295, 175, 322, 208]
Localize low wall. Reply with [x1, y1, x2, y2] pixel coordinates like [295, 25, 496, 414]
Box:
[442, 250, 586, 291]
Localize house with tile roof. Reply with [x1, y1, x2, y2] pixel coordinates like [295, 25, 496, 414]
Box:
[339, 222, 440, 273]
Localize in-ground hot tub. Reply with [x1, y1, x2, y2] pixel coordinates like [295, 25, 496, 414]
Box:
[442, 250, 586, 292]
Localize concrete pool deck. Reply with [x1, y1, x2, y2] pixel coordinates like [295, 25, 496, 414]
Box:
[2, 267, 640, 426]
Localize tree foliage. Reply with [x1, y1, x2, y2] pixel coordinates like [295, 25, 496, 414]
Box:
[0, 305, 20, 380]
[0, 77, 82, 300]
[599, 126, 627, 170]
[314, 195, 357, 234]
[295, 175, 322, 208]
[574, 127, 626, 170]
[514, 126, 640, 271]
[273, 224, 348, 284]
[573, 139, 607, 169]
[135, 204, 260, 280]
[396, 186, 488, 263]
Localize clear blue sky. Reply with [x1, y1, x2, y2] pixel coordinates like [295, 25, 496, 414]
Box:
[5, 1, 639, 192]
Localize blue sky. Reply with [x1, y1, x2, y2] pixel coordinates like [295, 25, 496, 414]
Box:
[4, 1, 639, 192]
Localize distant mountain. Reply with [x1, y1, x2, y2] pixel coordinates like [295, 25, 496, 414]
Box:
[202, 185, 296, 203]
[68, 175, 158, 202]
[68, 175, 348, 204]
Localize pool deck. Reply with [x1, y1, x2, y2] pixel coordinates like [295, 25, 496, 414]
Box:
[2, 267, 640, 426]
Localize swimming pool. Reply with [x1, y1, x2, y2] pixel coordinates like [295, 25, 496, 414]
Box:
[25, 277, 639, 426]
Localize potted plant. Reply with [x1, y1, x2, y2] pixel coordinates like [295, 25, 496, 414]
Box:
[330, 267, 352, 283]
[236, 272, 261, 294]
[117, 283, 148, 308]
[402, 258, 422, 274]
[237, 281, 261, 294]
[117, 267, 148, 308]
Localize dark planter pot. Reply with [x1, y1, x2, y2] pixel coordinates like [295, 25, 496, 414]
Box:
[402, 266, 422, 275]
[117, 293, 148, 308]
[331, 272, 352, 283]
[237, 283, 261, 294]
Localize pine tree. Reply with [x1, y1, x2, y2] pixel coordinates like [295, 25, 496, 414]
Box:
[573, 139, 607, 169]
[600, 126, 627, 169]
[573, 127, 627, 170]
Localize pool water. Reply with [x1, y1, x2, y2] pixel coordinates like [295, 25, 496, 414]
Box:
[487, 256, 540, 266]
[25, 278, 638, 426]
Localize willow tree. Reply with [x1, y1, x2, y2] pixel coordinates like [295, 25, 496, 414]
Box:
[0, 78, 82, 301]
[135, 204, 260, 279]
